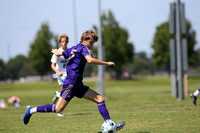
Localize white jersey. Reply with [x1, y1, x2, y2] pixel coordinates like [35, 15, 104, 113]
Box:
[51, 48, 67, 75]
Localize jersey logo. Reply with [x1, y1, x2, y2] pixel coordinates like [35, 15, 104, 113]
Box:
[61, 60, 67, 63]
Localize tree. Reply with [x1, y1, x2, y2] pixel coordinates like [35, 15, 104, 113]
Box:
[18, 64, 36, 78]
[94, 10, 134, 78]
[6, 55, 27, 80]
[124, 52, 154, 76]
[193, 48, 200, 68]
[151, 20, 197, 71]
[132, 52, 153, 75]
[0, 59, 6, 80]
[28, 23, 53, 76]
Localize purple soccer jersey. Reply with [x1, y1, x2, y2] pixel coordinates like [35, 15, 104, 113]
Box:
[62, 43, 92, 85]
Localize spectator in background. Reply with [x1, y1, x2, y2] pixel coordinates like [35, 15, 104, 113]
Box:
[51, 34, 69, 116]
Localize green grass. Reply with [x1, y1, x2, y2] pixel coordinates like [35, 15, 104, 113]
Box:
[0, 76, 200, 133]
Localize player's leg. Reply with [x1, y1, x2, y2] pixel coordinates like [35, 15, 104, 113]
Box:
[55, 97, 68, 113]
[83, 88, 125, 131]
[34, 93, 69, 114]
[83, 88, 110, 121]
[53, 75, 65, 116]
[23, 97, 68, 125]
[191, 88, 200, 105]
[60, 85, 63, 89]
[83, 88, 104, 103]
[55, 85, 65, 116]
[37, 88, 70, 113]
[23, 84, 74, 125]
[52, 76, 63, 103]
[24, 95, 69, 125]
[35, 97, 68, 113]
[23, 104, 56, 125]
[52, 91, 60, 103]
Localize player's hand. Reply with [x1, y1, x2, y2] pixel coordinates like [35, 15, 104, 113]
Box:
[57, 71, 64, 76]
[51, 49, 62, 56]
[107, 62, 115, 66]
[51, 49, 58, 54]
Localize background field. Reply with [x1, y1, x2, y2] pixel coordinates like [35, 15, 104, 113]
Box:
[0, 76, 200, 133]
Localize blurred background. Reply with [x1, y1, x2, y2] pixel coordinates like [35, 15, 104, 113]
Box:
[0, 0, 199, 82]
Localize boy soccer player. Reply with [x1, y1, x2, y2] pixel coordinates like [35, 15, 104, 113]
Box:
[23, 30, 125, 131]
[190, 88, 200, 105]
[51, 34, 68, 116]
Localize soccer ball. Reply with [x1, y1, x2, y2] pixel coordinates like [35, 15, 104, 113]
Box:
[101, 120, 117, 133]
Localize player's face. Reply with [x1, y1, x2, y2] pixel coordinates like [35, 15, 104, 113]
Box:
[59, 38, 68, 50]
[85, 39, 95, 49]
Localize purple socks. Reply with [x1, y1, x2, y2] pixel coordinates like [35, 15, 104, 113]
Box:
[36, 102, 110, 120]
[98, 101, 110, 121]
[37, 104, 56, 113]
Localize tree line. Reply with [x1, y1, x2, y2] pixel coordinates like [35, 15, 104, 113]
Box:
[0, 10, 199, 81]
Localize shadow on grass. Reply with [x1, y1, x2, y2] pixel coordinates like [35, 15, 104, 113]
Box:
[72, 113, 92, 115]
[97, 131, 150, 133]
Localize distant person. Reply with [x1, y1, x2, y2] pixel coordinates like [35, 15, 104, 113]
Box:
[51, 34, 69, 116]
[23, 30, 125, 131]
[190, 88, 200, 105]
[0, 99, 7, 108]
[8, 96, 20, 107]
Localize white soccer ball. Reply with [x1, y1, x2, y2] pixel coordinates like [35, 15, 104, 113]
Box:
[101, 120, 117, 133]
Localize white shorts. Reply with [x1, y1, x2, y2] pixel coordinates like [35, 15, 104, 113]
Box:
[57, 73, 67, 86]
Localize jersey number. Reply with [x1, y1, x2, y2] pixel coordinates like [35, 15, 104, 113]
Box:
[68, 49, 77, 59]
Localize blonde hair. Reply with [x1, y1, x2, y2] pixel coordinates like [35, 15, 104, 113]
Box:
[58, 34, 69, 43]
[80, 30, 98, 43]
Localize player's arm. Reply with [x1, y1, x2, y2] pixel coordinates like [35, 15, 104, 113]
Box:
[51, 49, 62, 56]
[85, 55, 115, 66]
[51, 62, 63, 76]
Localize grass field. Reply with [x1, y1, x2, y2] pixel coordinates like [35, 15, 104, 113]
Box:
[0, 76, 200, 133]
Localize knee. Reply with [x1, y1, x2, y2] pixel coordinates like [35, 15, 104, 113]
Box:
[97, 95, 105, 103]
[55, 105, 64, 113]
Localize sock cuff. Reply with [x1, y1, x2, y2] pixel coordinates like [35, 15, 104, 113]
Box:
[97, 101, 105, 106]
[52, 104, 56, 112]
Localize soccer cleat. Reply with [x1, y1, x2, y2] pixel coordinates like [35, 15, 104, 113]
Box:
[190, 94, 197, 105]
[23, 105, 33, 125]
[57, 112, 64, 117]
[52, 91, 59, 104]
[116, 122, 125, 131]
